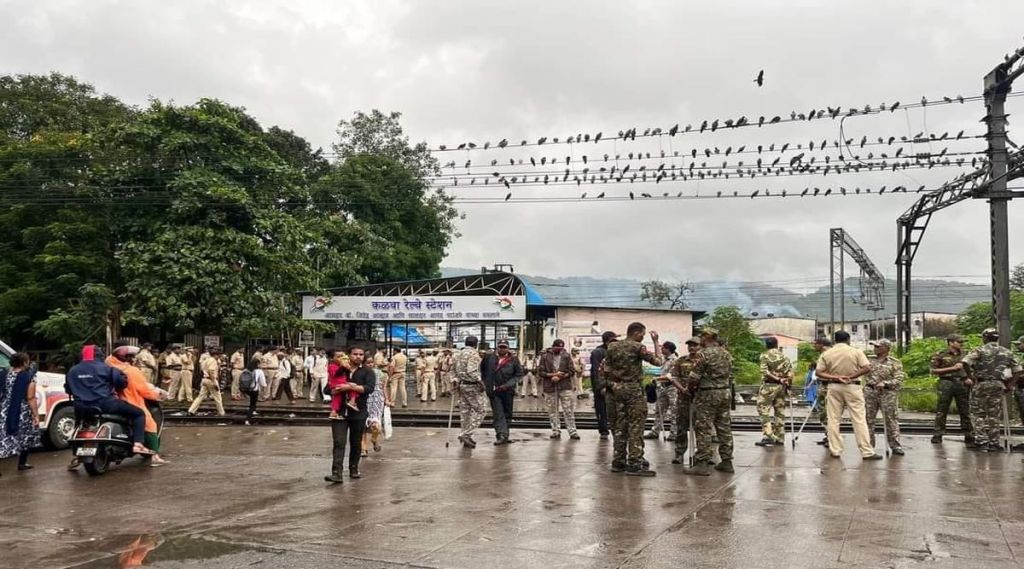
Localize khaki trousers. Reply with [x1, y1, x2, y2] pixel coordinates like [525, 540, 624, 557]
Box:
[188, 379, 225, 415]
[230, 369, 242, 399]
[390, 374, 408, 406]
[140, 367, 155, 385]
[166, 371, 182, 400]
[261, 370, 277, 401]
[421, 372, 437, 401]
[825, 383, 875, 457]
[178, 370, 194, 402]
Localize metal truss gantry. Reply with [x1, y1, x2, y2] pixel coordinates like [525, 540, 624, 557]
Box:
[895, 43, 1024, 352]
[830, 228, 885, 334]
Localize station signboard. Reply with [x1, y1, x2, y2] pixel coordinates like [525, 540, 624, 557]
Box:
[302, 295, 527, 322]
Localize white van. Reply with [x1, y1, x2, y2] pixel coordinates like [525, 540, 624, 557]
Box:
[0, 340, 75, 449]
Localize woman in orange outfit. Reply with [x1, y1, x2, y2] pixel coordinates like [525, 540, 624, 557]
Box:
[108, 342, 170, 466]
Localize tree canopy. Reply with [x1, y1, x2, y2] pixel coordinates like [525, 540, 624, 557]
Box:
[0, 74, 458, 355]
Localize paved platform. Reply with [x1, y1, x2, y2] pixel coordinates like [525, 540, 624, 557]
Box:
[1, 425, 1020, 569]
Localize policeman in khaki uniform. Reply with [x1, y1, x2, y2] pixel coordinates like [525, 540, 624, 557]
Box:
[164, 345, 185, 402]
[136, 343, 158, 385]
[438, 349, 453, 397]
[389, 349, 409, 407]
[864, 339, 905, 455]
[260, 347, 280, 402]
[415, 355, 427, 398]
[755, 337, 793, 447]
[188, 347, 226, 416]
[288, 349, 304, 398]
[229, 347, 246, 400]
[930, 334, 974, 445]
[178, 347, 195, 402]
[421, 349, 439, 402]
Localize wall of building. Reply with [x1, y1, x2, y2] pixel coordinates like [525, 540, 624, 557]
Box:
[552, 307, 694, 353]
[748, 317, 816, 342]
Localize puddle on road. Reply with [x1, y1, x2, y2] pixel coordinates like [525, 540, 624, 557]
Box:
[76, 534, 265, 568]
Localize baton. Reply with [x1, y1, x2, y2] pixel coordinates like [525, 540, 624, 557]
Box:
[688, 396, 697, 467]
[1003, 394, 1012, 454]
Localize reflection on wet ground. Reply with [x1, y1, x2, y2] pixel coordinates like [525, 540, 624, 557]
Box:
[1, 425, 1022, 568]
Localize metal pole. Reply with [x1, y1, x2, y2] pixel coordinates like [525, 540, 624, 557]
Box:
[984, 87, 1012, 347]
[839, 236, 846, 332]
[829, 233, 836, 336]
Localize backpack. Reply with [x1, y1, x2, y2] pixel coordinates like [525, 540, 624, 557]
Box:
[239, 369, 257, 393]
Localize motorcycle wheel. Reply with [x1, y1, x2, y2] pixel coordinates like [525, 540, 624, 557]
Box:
[84, 447, 110, 476]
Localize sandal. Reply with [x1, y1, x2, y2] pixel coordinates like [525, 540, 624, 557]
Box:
[133, 445, 156, 456]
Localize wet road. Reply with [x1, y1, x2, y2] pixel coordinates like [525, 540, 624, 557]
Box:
[1, 425, 1022, 568]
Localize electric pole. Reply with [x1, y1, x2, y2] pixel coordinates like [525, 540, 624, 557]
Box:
[981, 47, 1024, 347]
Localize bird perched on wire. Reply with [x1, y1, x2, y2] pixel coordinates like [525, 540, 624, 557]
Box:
[754, 70, 764, 87]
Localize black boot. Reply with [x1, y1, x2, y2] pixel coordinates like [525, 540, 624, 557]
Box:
[625, 463, 656, 477]
[930, 434, 942, 444]
[349, 468, 362, 479]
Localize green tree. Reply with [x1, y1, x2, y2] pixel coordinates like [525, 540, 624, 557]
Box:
[701, 305, 765, 365]
[640, 279, 693, 310]
[955, 291, 1024, 336]
[106, 99, 364, 336]
[0, 74, 133, 348]
[1011, 262, 1024, 291]
[322, 110, 460, 283]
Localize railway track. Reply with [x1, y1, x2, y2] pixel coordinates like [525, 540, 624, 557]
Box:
[163, 403, 982, 436]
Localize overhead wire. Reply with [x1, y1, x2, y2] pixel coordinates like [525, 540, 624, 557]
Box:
[428, 91, 1024, 153]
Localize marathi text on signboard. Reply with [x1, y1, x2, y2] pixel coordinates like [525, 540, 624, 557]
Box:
[302, 295, 527, 322]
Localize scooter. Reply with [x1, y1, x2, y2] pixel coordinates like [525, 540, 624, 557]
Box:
[69, 401, 163, 476]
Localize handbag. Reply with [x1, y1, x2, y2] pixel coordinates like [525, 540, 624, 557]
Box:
[382, 406, 393, 440]
[645, 382, 658, 403]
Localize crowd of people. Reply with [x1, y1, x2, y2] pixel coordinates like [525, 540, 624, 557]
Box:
[1, 327, 1023, 482]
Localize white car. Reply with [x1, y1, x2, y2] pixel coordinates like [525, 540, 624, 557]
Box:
[1, 340, 76, 449]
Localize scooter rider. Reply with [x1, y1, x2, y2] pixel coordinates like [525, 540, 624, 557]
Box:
[66, 344, 155, 456]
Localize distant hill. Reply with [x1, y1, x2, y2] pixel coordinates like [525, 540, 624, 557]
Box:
[441, 267, 987, 320]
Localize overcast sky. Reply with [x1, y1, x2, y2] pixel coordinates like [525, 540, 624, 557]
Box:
[3, 0, 1023, 286]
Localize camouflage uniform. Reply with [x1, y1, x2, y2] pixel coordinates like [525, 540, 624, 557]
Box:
[930, 348, 974, 439]
[604, 338, 663, 469]
[670, 354, 695, 459]
[690, 345, 734, 464]
[651, 354, 678, 437]
[1014, 337, 1024, 424]
[453, 346, 487, 438]
[864, 354, 904, 449]
[756, 348, 793, 443]
[962, 341, 1023, 447]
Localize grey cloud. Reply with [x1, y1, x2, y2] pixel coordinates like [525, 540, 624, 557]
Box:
[1, 0, 1022, 284]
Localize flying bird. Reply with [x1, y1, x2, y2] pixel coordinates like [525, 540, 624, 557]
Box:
[754, 70, 764, 87]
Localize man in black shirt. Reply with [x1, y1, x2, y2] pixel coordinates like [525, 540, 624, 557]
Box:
[325, 345, 376, 484]
[484, 340, 524, 445]
[590, 331, 617, 440]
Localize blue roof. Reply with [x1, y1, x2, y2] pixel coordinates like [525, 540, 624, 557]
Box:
[385, 324, 431, 346]
[522, 280, 547, 306]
